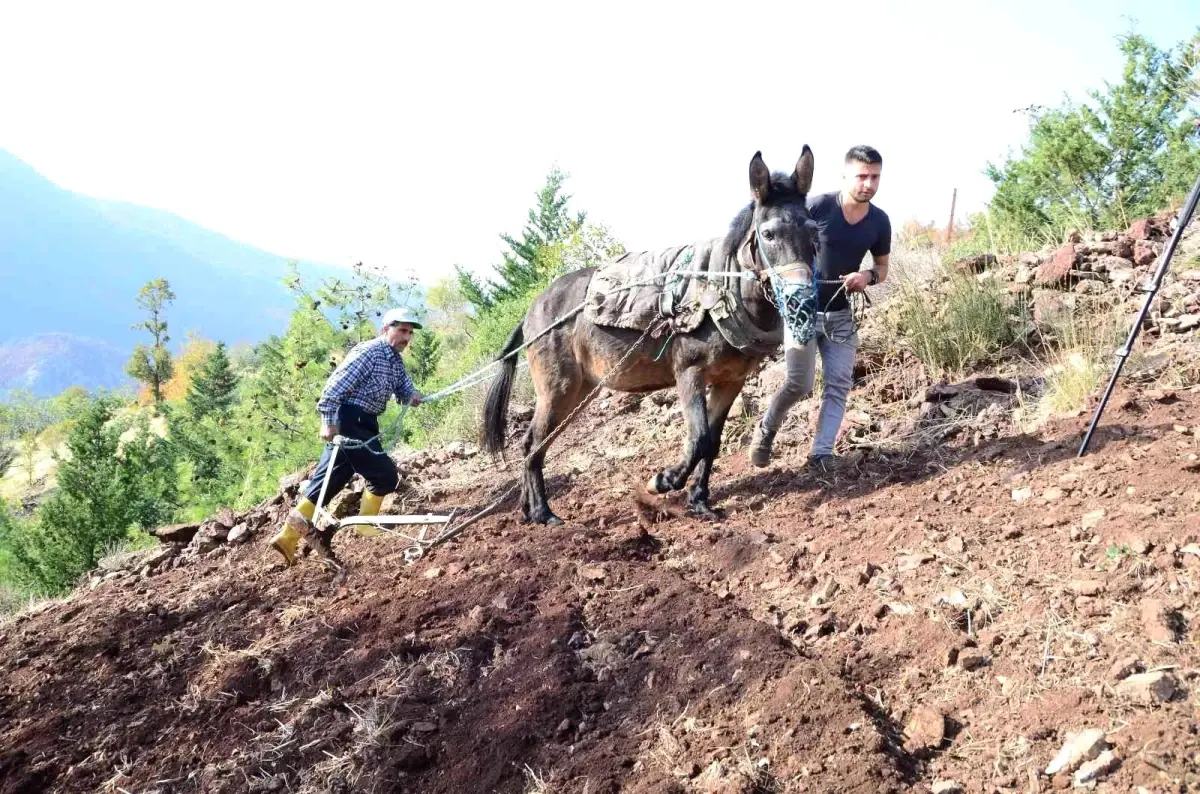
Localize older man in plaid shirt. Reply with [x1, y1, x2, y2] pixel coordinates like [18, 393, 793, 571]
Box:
[270, 306, 425, 567]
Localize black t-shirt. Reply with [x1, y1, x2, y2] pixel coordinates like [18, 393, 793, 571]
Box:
[807, 191, 891, 312]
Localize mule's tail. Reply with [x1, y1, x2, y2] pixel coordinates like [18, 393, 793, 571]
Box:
[481, 316, 525, 456]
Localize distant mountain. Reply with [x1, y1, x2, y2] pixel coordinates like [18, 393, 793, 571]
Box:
[0, 333, 133, 397]
[0, 148, 344, 396]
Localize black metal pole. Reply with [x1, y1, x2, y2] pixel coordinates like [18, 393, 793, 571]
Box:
[1078, 166, 1200, 456]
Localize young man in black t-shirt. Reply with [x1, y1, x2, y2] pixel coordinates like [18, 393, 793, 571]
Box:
[749, 145, 892, 469]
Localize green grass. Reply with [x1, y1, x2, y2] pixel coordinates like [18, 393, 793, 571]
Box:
[1040, 352, 1108, 415]
[1035, 294, 1129, 417]
[889, 268, 1027, 379]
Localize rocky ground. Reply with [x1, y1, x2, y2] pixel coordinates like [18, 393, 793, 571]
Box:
[1, 215, 1198, 794]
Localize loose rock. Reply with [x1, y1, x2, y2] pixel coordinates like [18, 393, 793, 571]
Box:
[957, 649, 989, 671]
[1045, 728, 1107, 776]
[1068, 580, 1104, 597]
[809, 578, 839, 606]
[578, 564, 607, 582]
[1073, 749, 1119, 786]
[902, 705, 945, 753]
[1108, 655, 1141, 681]
[1114, 670, 1177, 704]
[154, 522, 201, 543]
[1139, 599, 1179, 643]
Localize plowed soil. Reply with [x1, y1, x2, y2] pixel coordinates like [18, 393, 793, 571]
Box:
[2, 379, 1198, 794]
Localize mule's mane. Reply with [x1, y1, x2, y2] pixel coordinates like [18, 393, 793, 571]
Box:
[721, 172, 808, 258]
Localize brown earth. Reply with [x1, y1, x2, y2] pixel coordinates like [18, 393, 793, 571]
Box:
[2, 376, 1198, 794]
[2, 214, 1199, 794]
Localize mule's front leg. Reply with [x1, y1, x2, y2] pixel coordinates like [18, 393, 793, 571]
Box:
[646, 367, 711, 495]
[686, 380, 744, 517]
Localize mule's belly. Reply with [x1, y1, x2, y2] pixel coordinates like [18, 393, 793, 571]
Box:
[576, 324, 679, 392]
[576, 317, 762, 393]
[600, 366, 680, 393]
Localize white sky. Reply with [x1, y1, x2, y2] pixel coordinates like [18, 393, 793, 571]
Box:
[0, 0, 1194, 287]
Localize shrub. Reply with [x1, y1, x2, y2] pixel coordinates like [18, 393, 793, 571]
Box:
[891, 270, 1027, 378]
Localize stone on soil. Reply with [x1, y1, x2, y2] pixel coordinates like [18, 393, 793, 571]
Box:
[579, 564, 607, 581]
[1073, 749, 1119, 787]
[903, 705, 945, 753]
[957, 649, 989, 671]
[1044, 728, 1107, 776]
[1108, 656, 1141, 681]
[1114, 671, 1177, 704]
[1139, 599, 1178, 643]
[1069, 580, 1104, 596]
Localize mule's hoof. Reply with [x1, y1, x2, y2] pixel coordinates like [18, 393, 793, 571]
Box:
[545, 514, 564, 526]
[646, 473, 673, 495]
[687, 502, 720, 521]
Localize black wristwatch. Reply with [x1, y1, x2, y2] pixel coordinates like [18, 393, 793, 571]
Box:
[867, 269, 879, 286]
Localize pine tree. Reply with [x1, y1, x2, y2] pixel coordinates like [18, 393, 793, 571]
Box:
[11, 397, 177, 592]
[455, 264, 494, 312]
[491, 166, 586, 303]
[406, 329, 441, 385]
[455, 167, 587, 309]
[986, 30, 1200, 243]
[187, 342, 238, 422]
[176, 341, 240, 488]
[125, 278, 177, 405]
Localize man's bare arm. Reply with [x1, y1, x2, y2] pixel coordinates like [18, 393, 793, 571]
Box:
[873, 253, 889, 284]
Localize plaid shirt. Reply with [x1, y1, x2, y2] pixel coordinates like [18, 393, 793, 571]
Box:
[316, 337, 416, 425]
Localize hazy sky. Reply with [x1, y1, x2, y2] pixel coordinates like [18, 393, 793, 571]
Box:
[1, 1, 1195, 287]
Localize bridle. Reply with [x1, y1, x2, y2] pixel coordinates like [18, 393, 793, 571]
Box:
[746, 212, 819, 285]
[745, 208, 865, 345]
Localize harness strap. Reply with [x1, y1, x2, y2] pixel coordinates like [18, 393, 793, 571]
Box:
[757, 261, 811, 281]
[752, 218, 820, 345]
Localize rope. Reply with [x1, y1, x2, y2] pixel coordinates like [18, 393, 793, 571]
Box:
[416, 267, 762, 405]
[761, 279, 871, 346]
[314, 311, 664, 559]
[312, 240, 875, 555]
[324, 254, 868, 457]
[749, 216, 872, 346]
[393, 313, 665, 563]
[752, 217, 820, 346]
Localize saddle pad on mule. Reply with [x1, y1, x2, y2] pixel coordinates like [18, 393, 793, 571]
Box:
[584, 239, 720, 333]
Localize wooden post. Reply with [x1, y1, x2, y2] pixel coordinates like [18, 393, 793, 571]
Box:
[945, 188, 958, 249]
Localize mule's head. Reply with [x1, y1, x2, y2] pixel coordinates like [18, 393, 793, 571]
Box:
[727, 146, 818, 283]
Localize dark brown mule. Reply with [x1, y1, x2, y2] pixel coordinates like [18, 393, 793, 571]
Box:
[481, 148, 819, 524]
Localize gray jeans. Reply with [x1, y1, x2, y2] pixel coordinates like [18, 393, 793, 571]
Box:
[761, 309, 859, 457]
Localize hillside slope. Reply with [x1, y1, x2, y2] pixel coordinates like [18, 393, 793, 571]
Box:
[1, 216, 1198, 793]
[1, 376, 1197, 794]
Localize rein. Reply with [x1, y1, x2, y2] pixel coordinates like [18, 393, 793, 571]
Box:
[749, 216, 869, 345]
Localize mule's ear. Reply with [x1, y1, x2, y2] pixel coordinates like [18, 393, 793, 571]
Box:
[749, 151, 771, 202]
[794, 144, 814, 195]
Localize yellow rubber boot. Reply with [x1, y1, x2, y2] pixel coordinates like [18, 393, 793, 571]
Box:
[296, 498, 317, 521]
[270, 499, 317, 566]
[360, 490, 383, 517]
[351, 490, 385, 537]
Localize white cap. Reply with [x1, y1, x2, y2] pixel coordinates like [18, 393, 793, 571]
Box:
[381, 306, 423, 329]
